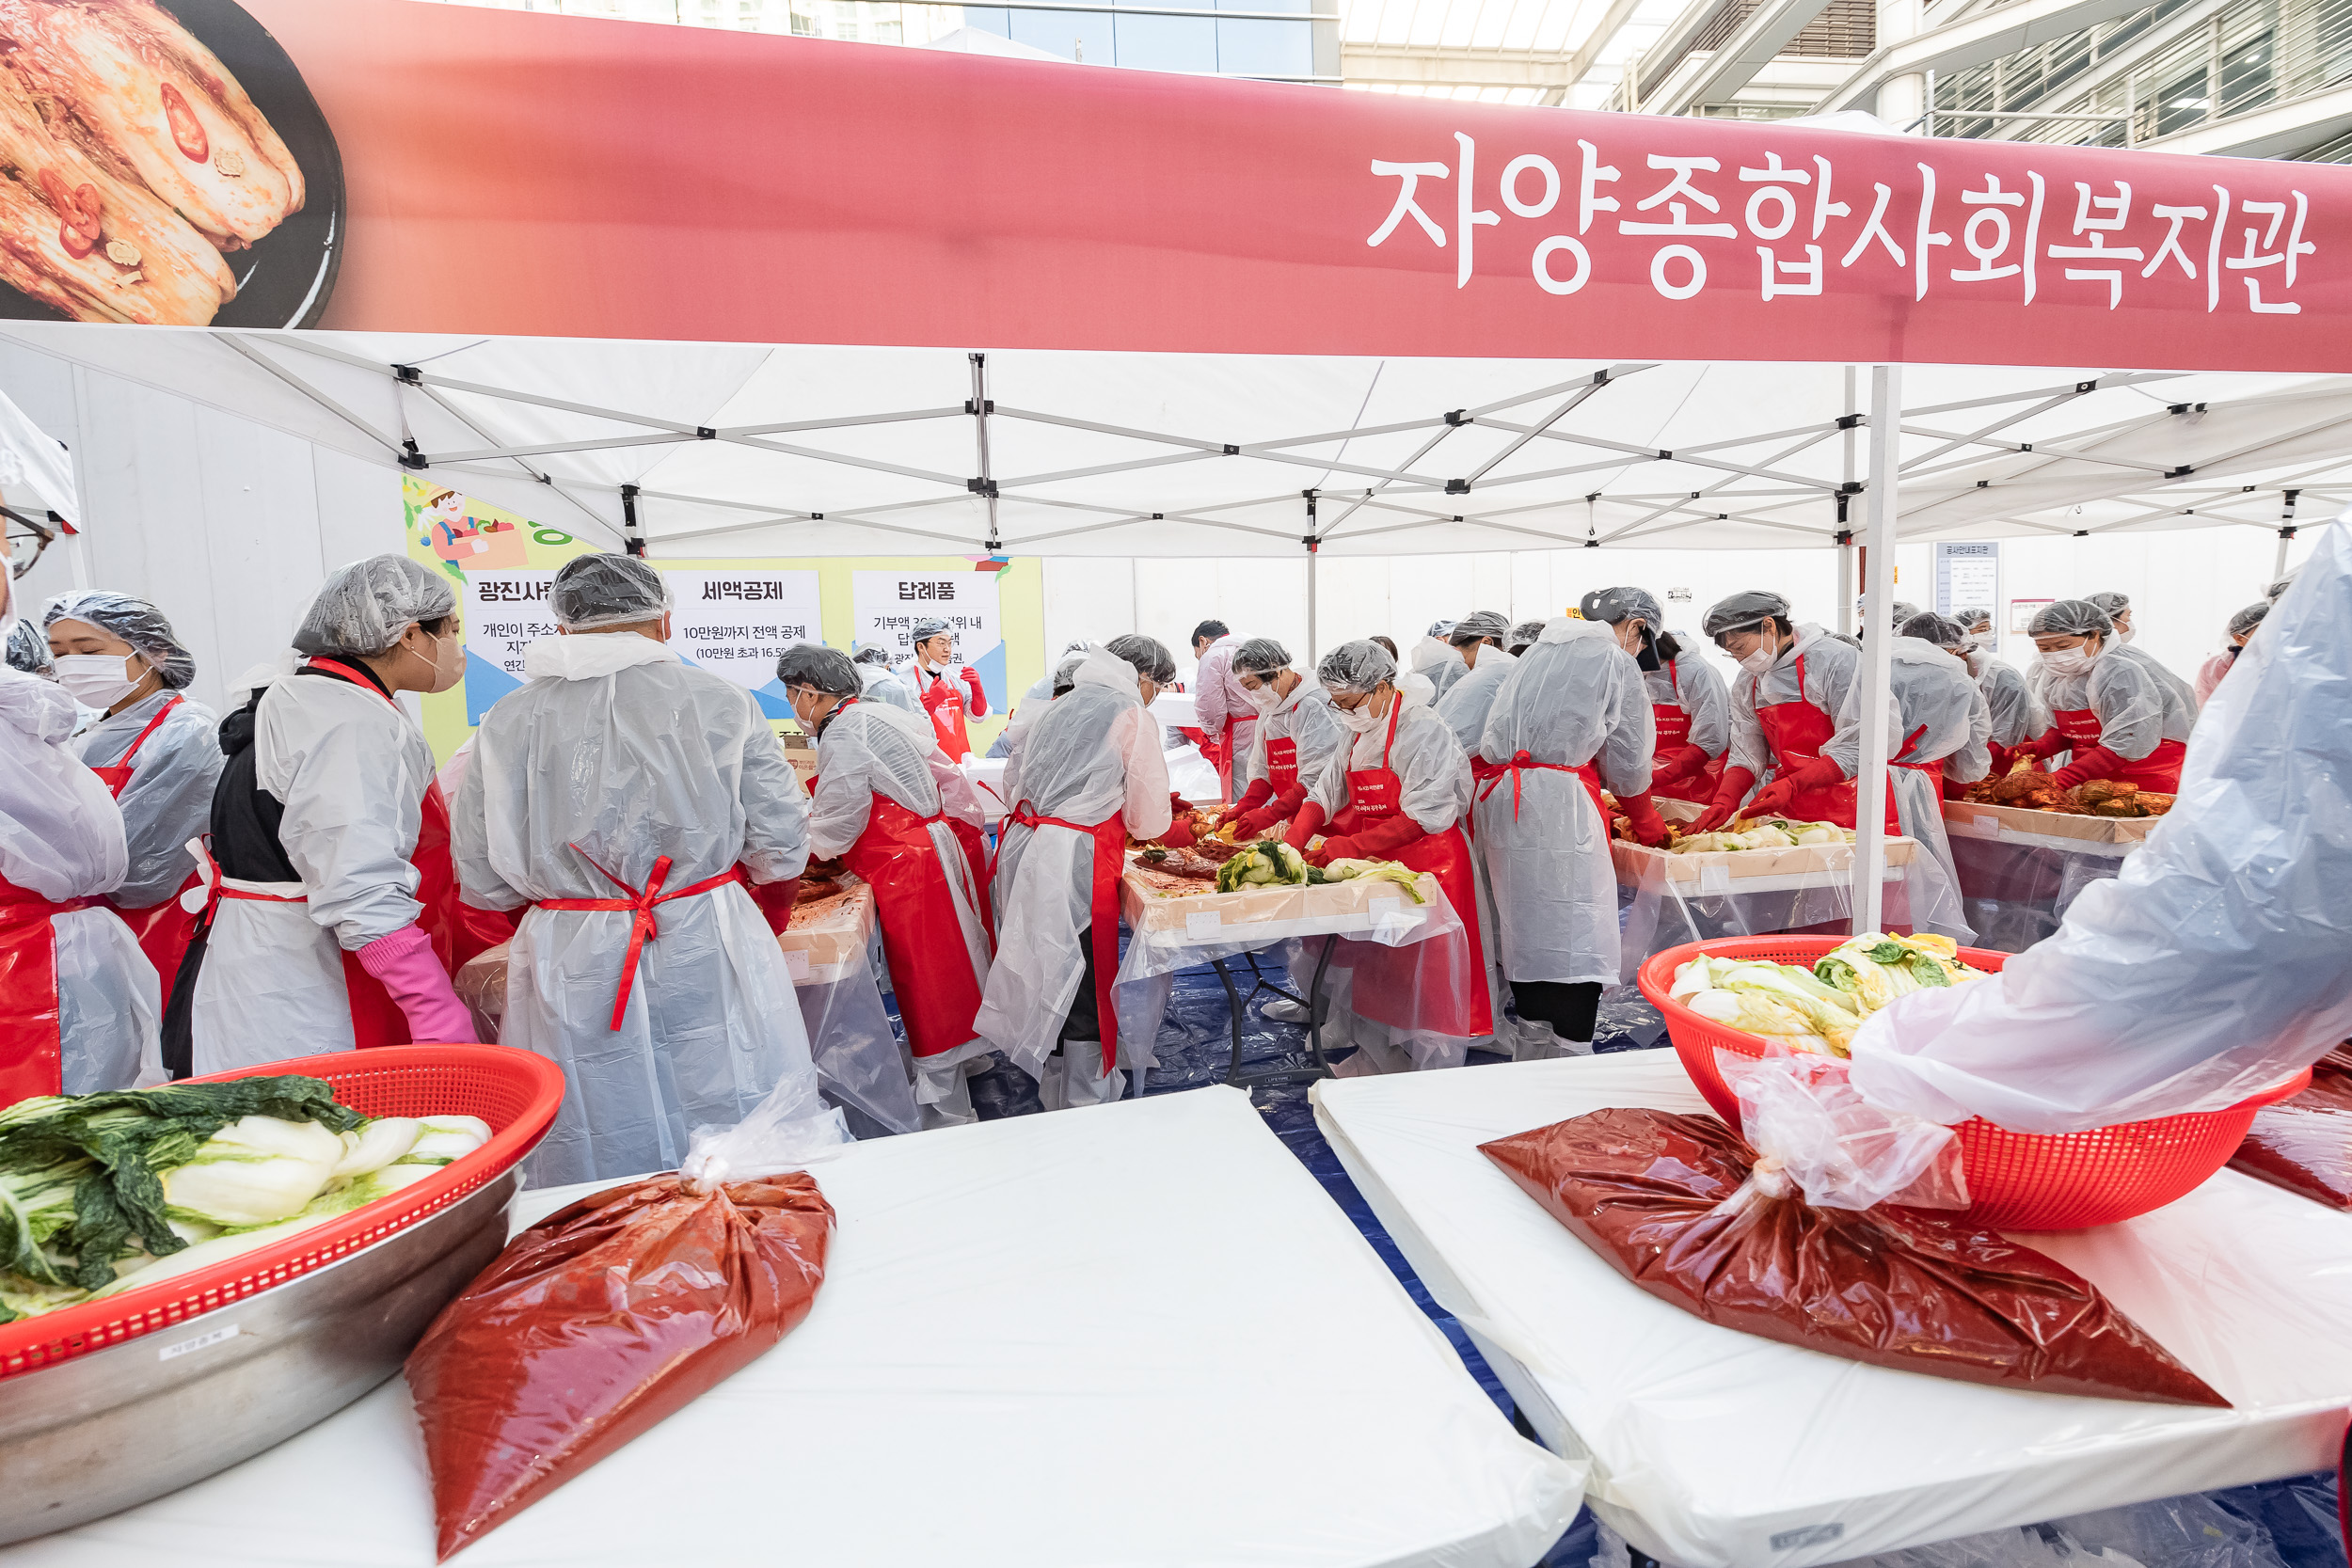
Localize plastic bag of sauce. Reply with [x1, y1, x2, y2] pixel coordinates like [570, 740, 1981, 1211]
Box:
[1481, 1108, 2226, 1407]
[406, 1172, 834, 1560]
[2229, 1045, 2352, 1209]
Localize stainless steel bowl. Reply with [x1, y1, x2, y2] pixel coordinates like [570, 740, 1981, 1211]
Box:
[0, 1168, 518, 1545]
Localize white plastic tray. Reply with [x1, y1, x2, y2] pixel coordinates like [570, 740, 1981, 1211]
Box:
[1312, 1053, 2352, 1568]
[4, 1087, 1582, 1568]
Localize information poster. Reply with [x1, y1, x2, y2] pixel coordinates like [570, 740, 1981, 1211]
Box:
[1933, 542, 2000, 622]
[459, 571, 564, 724]
[850, 570, 1007, 710]
[666, 569, 823, 721]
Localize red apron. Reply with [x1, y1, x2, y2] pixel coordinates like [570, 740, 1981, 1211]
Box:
[1003, 802, 1127, 1078]
[2049, 705, 2185, 793]
[301, 657, 463, 1050]
[945, 817, 995, 945]
[1472, 752, 1610, 828]
[1751, 654, 1901, 835]
[1265, 735, 1299, 796]
[89, 694, 204, 990]
[0, 875, 102, 1104]
[842, 795, 988, 1059]
[1338, 701, 1494, 1039]
[916, 667, 974, 758]
[532, 850, 749, 1031]
[1652, 660, 1726, 806]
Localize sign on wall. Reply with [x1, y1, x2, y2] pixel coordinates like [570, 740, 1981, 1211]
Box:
[459, 570, 563, 726]
[1933, 543, 2000, 623]
[665, 569, 823, 720]
[850, 571, 1007, 710]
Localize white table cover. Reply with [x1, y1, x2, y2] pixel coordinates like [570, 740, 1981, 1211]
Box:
[1312, 1053, 2352, 1568]
[5, 1087, 1581, 1568]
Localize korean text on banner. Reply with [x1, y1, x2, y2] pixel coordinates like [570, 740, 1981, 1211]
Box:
[665, 569, 823, 718]
[463, 571, 561, 726]
[852, 571, 1005, 709]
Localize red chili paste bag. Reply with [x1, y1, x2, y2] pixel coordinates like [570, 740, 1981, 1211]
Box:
[406, 1172, 833, 1560]
[406, 1078, 849, 1560]
[2229, 1045, 2352, 1209]
[1480, 1106, 2228, 1407]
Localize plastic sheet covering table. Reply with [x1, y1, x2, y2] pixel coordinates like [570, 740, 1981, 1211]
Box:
[1115, 856, 1462, 1087]
[451, 878, 920, 1137]
[1941, 799, 2154, 954]
[0, 1087, 1585, 1568]
[1311, 1053, 2352, 1568]
[1616, 801, 1923, 985]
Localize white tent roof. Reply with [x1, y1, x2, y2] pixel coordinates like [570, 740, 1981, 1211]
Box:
[5, 322, 2334, 558]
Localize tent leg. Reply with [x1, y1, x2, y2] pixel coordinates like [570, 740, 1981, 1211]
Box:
[1851, 365, 1900, 935]
[1305, 489, 1320, 666]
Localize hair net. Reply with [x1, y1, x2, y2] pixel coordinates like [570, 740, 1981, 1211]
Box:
[294, 554, 459, 657]
[2228, 601, 2270, 640]
[852, 645, 893, 667]
[1052, 653, 1088, 693]
[1232, 637, 1290, 677]
[40, 589, 197, 689]
[1104, 632, 1175, 683]
[551, 553, 670, 631]
[1701, 589, 1790, 639]
[1953, 605, 1992, 629]
[2267, 570, 2299, 602]
[1507, 618, 1547, 651]
[1580, 586, 1663, 627]
[1889, 601, 1923, 626]
[1425, 619, 1455, 639]
[6, 616, 53, 674]
[2027, 598, 2114, 639]
[1449, 610, 1510, 644]
[1318, 639, 1397, 695]
[2086, 591, 2131, 619]
[1899, 611, 1967, 649]
[910, 617, 952, 643]
[775, 642, 861, 698]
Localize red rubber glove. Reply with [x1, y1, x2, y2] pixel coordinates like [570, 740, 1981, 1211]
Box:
[1747, 754, 1845, 819]
[355, 926, 474, 1044]
[1686, 767, 1756, 834]
[1310, 835, 1357, 865]
[1617, 790, 1670, 847]
[1339, 811, 1430, 861]
[740, 874, 799, 937]
[1160, 816, 1198, 848]
[2049, 745, 2124, 791]
[961, 666, 986, 715]
[1219, 778, 1273, 825]
[1984, 740, 2012, 778]
[1282, 800, 1327, 852]
[1654, 744, 1710, 787]
[919, 677, 951, 713]
[2020, 727, 2067, 760]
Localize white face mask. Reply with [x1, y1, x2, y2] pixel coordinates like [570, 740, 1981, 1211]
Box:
[2040, 649, 2097, 678]
[407, 629, 465, 695]
[1244, 681, 1283, 713]
[54, 653, 143, 710]
[2117, 624, 2137, 643]
[1737, 641, 1780, 677]
[1336, 696, 1386, 733]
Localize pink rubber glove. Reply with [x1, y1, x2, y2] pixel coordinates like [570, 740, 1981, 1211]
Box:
[356, 926, 476, 1045]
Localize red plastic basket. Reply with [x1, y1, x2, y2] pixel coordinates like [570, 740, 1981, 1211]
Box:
[0, 1044, 565, 1380]
[1636, 938, 2312, 1230]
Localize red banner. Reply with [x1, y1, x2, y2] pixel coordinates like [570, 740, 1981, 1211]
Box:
[22, 0, 2352, 370]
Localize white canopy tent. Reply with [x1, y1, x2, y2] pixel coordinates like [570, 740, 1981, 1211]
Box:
[5, 319, 2329, 923]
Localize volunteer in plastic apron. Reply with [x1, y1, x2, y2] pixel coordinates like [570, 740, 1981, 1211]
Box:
[1002, 802, 1126, 1084]
[170, 657, 465, 1074]
[2043, 705, 2185, 794]
[904, 618, 989, 759]
[1327, 697, 1493, 1040]
[0, 878, 98, 1102]
[89, 693, 203, 988]
[1649, 663, 1725, 805]
[1751, 656, 1901, 834]
[531, 851, 749, 1033]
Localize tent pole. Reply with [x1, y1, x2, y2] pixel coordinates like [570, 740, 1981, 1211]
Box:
[2276, 489, 2300, 582]
[1304, 488, 1319, 664]
[1851, 365, 1900, 935]
[1838, 366, 1858, 637]
[969, 353, 1000, 550]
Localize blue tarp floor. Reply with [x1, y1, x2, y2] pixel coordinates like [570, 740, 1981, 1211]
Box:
[935, 953, 2344, 1568]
